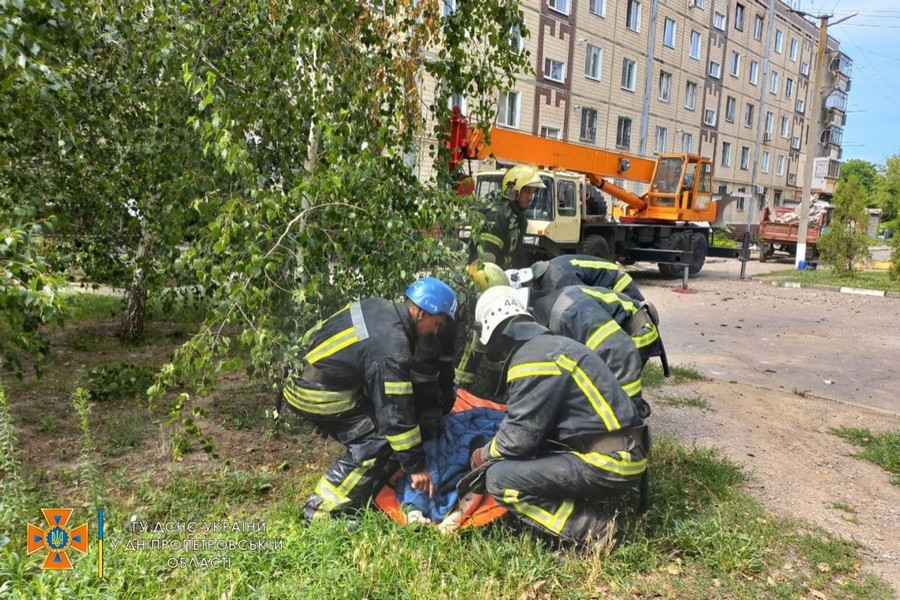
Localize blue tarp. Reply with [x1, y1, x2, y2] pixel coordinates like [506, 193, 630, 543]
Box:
[395, 407, 504, 521]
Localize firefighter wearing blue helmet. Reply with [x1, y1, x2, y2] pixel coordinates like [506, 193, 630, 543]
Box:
[283, 277, 457, 521]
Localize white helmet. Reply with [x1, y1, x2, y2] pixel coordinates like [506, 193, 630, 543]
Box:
[474, 286, 531, 345]
[504, 268, 534, 289]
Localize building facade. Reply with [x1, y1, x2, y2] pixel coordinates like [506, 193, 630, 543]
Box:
[489, 0, 850, 229]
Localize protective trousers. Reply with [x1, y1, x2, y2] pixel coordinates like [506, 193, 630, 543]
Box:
[484, 452, 639, 546]
[302, 404, 398, 521]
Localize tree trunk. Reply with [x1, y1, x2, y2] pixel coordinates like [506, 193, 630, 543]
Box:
[122, 228, 152, 342]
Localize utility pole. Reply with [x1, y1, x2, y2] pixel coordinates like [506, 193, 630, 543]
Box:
[739, 0, 775, 280]
[793, 11, 856, 268]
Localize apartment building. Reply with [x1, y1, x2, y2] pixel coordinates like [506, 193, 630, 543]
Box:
[486, 0, 850, 229]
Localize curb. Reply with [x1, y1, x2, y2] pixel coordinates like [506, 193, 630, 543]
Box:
[763, 279, 900, 298]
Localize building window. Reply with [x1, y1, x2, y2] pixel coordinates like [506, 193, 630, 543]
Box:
[774, 190, 782, 205]
[736, 187, 745, 211]
[655, 126, 668, 154]
[735, 3, 745, 30]
[580, 107, 599, 142]
[663, 18, 676, 48]
[781, 116, 789, 138]
[449, 91, 467, 113]
[498, 90, 520, 128]
[510, 25, 524, 52]
[785, 77, 794, 99]
[585, 44, 603, 80]
[690, 31, 701, 60]
[589, 0, 606, 17]
[659, 71, 672, 102]
[616, 116, 632, 149]
[713, 12, 725, 30]
[621, 58, 637, 91]
[709, 60, 721, 79]
[721, 141, 732, 166]
[704, 109, 717, 126]
[796, 98, 805, 113]
[774, 29, 784, 53]
[776, 154, 785, 176]
[729, 51, 741, 77]
[744, 103, 754, 128]
[682, 132, 693, 153]
[762, 151, 771, 173]
[753, 15, 763, 40]
[749, 60, 759, 85]
[626, 0, 641, 32]
[685, 81, 697, 110]
[725, 96, 736, 122]
[442, 0, 457, 17]
[548, 0, 570, 16]
[544, 58, 566, 83]
[801, 61, 810, 76]
[789, 38, 798, 61]
[791, 135, 801, 150]
[769, 71, 779, 94]
[765, 111, 774, 137]
[540, 126, 561, 140]
[740, 146, 750, 170]
[692, 0, 704, 6]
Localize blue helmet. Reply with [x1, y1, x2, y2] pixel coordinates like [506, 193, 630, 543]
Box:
[405, 277, 457, 320]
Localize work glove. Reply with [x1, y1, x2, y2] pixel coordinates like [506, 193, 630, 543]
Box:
[469, 446, 487, 471]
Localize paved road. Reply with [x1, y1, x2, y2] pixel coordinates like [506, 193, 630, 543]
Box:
[629, 252, 900, 414]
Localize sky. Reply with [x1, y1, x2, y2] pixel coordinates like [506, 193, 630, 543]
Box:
[806, 0, 900, 166]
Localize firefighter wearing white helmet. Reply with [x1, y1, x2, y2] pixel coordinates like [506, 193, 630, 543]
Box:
[467, 165, 545, 269]
[468, 287, 648, 550]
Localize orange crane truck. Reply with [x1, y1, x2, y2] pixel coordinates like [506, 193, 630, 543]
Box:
[450, 117, 740, 277]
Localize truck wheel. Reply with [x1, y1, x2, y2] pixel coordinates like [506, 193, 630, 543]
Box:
[658, 232, 687, 279]
[759, 242, 768, 263]
[581, 235, 611, 260]
[688, 232, 707, 275]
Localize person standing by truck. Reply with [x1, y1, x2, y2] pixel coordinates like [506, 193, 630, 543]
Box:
[467, 165, 545, 270]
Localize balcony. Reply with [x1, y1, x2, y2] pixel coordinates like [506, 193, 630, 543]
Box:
[821, 126, 843, 148]
[825, 89, 847, 113]
[830, 52, 853, 78]
[812, 158, 841, 194]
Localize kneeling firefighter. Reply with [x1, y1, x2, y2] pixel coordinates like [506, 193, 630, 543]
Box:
[468, 286, 649, 548]
[282, 277, 457, 521]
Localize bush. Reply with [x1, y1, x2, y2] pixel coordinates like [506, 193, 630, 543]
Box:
[85, 362, 157, 402]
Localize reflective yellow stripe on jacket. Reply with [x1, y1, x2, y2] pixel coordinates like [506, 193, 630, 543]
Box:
[386, 426, 422, 452]
[312, 458, 378, 515]
[585, 321, 620, 351]
[575, 450, 647, 476]
[580, 288, 636, 314]
[283, 382, 357, 415]
[555, 354, 621, 431]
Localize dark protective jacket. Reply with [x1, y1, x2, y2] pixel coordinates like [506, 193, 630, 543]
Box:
[532, 254, 645, 301]
[531, 285, 644, 401]
[482, 333, 644, 480]
[467, 193, 527, 269]
[283, 299, 426, 473]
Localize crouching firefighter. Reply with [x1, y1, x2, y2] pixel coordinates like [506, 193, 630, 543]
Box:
[281, 277, 458, 522]
[467, 286, 649, 549]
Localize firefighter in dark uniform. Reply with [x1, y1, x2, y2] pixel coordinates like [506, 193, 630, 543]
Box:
[528, 254, 645, 301]
[466, 165, 545, 270]
[282, 277, 457, 521]
[468, 286, 648, 548]
[529, 284, 656, 418]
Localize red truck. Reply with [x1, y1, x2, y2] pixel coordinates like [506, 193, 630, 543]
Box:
[758, 205, 833, 262]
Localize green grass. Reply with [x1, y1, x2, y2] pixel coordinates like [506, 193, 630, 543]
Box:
[755, 268, 900, 293]
[1, 437, 891, 599]
[829, 502, 860, 524]
[830, 427, 900, 485]
[657, 394, 710, 409]
[642, 362, 708, 388]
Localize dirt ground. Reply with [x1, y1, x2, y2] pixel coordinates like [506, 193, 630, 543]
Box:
[633, 255, 900, 593]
